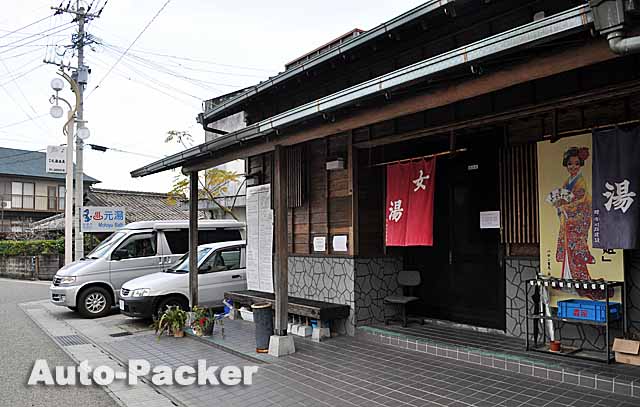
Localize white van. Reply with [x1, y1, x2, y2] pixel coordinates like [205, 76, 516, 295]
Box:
[49, 220, 244, 318]
[119, 241, 246, 319]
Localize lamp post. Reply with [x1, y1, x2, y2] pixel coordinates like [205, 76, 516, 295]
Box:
[49, 73, 79, 265]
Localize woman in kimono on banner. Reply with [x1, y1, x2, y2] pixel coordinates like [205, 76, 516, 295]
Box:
[552, 146, 605, 300]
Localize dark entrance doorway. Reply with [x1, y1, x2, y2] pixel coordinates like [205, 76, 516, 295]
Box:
[405, 141, 505, 330]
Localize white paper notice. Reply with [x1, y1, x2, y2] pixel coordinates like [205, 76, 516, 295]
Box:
[480, 211, 501, 229]
[332, 235, 348, 252]
[246, 184, 274, 293]
[313, 236, 326, 252]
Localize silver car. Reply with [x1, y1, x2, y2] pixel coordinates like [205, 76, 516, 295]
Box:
[50, 220, 244, 318]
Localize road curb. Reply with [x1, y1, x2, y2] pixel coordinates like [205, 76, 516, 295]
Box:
[19, 300, 185, 407]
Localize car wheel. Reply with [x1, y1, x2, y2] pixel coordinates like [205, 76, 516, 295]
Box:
[155, 296, 188, 317]
[78, 287, 112, 318]
[67, 306, 77, 312]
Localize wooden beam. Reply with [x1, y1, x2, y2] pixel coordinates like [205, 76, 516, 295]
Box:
[273, 145, 289, 336]
[183, 39, 618, 172]
[356, 79, 640, 148]
[348, 133, 358, 256]
[188, 170, 199, 309]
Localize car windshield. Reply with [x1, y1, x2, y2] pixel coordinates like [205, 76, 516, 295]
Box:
[165, 248, 213, 273]
[86, 231, 127, 259]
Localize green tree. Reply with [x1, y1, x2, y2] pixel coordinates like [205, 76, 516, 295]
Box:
[165, 130, 242, 220]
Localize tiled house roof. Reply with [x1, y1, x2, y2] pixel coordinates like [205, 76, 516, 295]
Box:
[85, 188, 189, 223]
[0, 147, 99, 182]
[31, 187, 194, 230]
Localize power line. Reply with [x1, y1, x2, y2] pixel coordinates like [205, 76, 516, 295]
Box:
[87, 144, 161, 159]
[88, 0, 172, 98]
[103, 42, 268, 78]
[88, 52, 204, 105]
[0, 23, 74, 56]
[0, 46, 47, 62]
[100, 39, 276, 73]
[0, 61, 49, 134]
[0, 114, 49, 131]
[0, 21, 72, 49]
[99, 44, 238, 91]
[0, 59, 46, 87]
[0, 14, 53, 41]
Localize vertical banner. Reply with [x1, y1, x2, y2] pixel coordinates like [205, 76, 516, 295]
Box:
[385, 158, 435, 246]
[592, 125, 640, 249]
[537, 134, 623, 304]
[385, 162, 411, 246]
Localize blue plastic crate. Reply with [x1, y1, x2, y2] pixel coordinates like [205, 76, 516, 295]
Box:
[557, 299, 621, 322]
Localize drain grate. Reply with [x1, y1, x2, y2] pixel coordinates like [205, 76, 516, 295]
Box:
[54, 335, 89, 347]
[109, 332, 133, 338]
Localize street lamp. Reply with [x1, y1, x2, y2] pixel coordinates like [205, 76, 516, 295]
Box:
[77, 126, 90, 140]
[49, 72, 78, 266]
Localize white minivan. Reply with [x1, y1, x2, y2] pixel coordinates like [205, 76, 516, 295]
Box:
[119, 241, 246, 319]
[50, 220, 244, 318]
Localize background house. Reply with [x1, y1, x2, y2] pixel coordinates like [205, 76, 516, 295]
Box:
[0, 147, 98, 233]
[31, 187, 195, 233]
[197, 89, 251, 222]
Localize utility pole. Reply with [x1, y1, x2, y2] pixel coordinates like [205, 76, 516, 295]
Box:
[48, 1, 98, 261]
[74, 2, 86, 261]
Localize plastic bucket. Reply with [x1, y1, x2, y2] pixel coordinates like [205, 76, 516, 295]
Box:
[251, 303, 273, 353]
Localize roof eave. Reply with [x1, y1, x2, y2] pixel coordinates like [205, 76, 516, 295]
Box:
[132, 4, 593, 178]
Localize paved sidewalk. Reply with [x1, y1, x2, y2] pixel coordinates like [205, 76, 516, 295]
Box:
[22, 300, 640, 407]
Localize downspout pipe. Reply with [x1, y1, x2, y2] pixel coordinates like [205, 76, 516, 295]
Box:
[607, 30, 640, 54]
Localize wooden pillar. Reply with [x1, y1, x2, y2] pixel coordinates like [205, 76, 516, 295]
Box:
[189, 170, 199, 309]
[273, 145, 288, 336]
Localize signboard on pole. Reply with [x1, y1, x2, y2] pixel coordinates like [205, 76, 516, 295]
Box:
[245, 184, 274, 293]
[81, 206, 126, 232]
[46, 146, 66, 174]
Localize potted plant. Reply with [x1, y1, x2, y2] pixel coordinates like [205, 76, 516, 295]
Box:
[153, 306, 188, 339]
[191, 306, 215, 336]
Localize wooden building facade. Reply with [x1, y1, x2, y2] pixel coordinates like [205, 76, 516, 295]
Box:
[133, 0, 640, 342]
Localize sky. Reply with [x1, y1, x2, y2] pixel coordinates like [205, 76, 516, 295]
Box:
[1, 0, 425, 192]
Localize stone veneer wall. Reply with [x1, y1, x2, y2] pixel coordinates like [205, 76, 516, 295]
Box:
[625, 250, 640, 337]
[288, 256, 355, 335]
[505, 258, 539, 339]
[354, 257, 403, 326]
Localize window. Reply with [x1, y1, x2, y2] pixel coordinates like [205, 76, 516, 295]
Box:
[164, 229, 243, 255]
[22, 183, 34, 209]
[58, 186, 65, 210]
[47, 186, 57, 210]
[11, 182, 35, 209]
[112, 233, 157, 259]
[199, 246, 242, 274]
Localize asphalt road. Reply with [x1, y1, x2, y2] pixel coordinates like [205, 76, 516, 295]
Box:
[0, 278, 115, 407]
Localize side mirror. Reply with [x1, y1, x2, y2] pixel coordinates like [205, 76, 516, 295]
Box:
[199, 264, 212, 273]
[112, 249, 128, 261]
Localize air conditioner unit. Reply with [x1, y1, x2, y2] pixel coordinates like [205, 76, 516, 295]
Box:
[1, 201, 11, 209]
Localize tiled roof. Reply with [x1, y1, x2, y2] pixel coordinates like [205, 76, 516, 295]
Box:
[85, 188, 189, 223]
[0, 147, 99, 182]
[31, 188, 194, 230]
